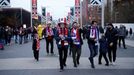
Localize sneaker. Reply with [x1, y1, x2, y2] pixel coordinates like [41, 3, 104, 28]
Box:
[74, 64, 77, 67]
[77, 60, 80, 65]
[88, 57, 91, 63]
[64, 63, 67, 67]
[98, 62, 102, 65]
[113, 62, 116, 65]
[110, 62, 113, 65]
[105, 64, 109, 66]
[91, 64, 95, 68]
[59, 69, 64, 72]
[124, 47, 127, 49]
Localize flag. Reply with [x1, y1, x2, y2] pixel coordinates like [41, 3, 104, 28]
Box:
[75, 0, 80, 7]
[46, 12, 51, 22]
[32, 0, 38, 19]
[75, 0, 80, 19]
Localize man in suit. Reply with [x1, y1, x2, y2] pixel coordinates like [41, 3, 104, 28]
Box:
[86, 21, 99, 68]
[44, 21, 54, 55]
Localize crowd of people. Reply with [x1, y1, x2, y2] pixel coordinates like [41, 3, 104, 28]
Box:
[0, 25, 33, 49]
[0, 20, 133, 72]
[31, 20, 132, 72]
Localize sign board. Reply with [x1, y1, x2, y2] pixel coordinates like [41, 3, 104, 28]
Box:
[75, 0, 80, 20]
[32, 0, 38, 19]
[90, 0, 102, 5]
[0, 0, 10, 7]
[75, 0, 80, 7]
[46, 12, 51, 22]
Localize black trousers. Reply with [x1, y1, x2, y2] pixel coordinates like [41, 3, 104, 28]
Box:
[46, 38, 54, 54]
[72, 45, 81, 66]
[118, 36, 126, 48]
[24, 35, 28, 43]
[19, 35, 23, 44]
[58, 46, 68, 70]
[7, 35, 12, 44]
[33, 50, 39, 61]
[5, 36, 8, 44]
[88, 43, 98, 66]
[108, 44, 117, 62]
[15, 35, 18, 43]
[69, 45, 72, 56]
[99, 51, 109, 64]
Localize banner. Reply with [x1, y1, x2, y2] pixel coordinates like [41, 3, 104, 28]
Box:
[46, 12, 51, 22]
[75, 7, 80, 18]
[75, 0, 80, 19]
[75, 0, 80, 7]
[67, 12, 70, 24]
[0, 0, 10, 7]
[32, 0, 38, 19]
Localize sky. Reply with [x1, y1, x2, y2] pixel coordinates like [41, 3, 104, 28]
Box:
[11, 0, 75, 20]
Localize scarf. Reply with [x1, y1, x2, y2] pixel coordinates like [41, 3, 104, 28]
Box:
[46, 27, 53, 36]
[90, 27, 97, 39]
[36, 38, 40, 51]
[71, 28, 80, 41]
[58, 27, 68, 46]
[58, 27, 68, 37]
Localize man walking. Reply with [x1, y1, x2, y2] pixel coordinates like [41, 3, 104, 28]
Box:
[70, 22, 83, 67]
[55, 19, 70, 71]
[86, 21, 99, 68]
[44, 21, 54, 55]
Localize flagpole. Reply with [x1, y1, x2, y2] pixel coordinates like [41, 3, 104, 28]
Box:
[80, 1, 82, 28]
[31, 0, 33, 27]
[101, 0, 104, 28]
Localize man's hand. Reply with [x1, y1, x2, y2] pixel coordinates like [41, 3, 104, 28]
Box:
[110, 42, 113, 47]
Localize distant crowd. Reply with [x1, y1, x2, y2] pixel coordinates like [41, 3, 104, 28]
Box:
[0, 21, 133, 72]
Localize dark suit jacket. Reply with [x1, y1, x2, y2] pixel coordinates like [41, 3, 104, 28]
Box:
[86, 26, 99, 44]
[99, 37, 108, 53]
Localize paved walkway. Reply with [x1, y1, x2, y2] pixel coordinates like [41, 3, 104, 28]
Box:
[125, 39, 134, 47]
[0, 57, 134, 70]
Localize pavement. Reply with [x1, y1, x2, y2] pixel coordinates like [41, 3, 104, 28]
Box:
[0, 57, 134, 70]
[0, 39, 134, 75]
[126, 39, 134, 47]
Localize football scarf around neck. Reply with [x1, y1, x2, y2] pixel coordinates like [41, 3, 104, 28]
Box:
[90, 27, 97, 39]
[58, 27, 68, 37]
[71, 28, 80, 45]
[46, 27, 53, 36]
[71, 28, 80, 40]
[58, 27, 69, 46]
[36, 38, 40, 51]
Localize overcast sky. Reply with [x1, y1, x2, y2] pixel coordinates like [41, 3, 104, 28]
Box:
[11, 0, 75, 20]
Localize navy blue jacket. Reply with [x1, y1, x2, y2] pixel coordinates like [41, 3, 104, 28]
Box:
[70, 28, 83, 47]
[99, 37, 108, 53]
[55, 28, 70, 49]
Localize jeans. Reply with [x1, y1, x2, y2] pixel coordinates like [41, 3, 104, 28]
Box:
[88, 43, 98, 66]
[58, 46, 68, 69]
